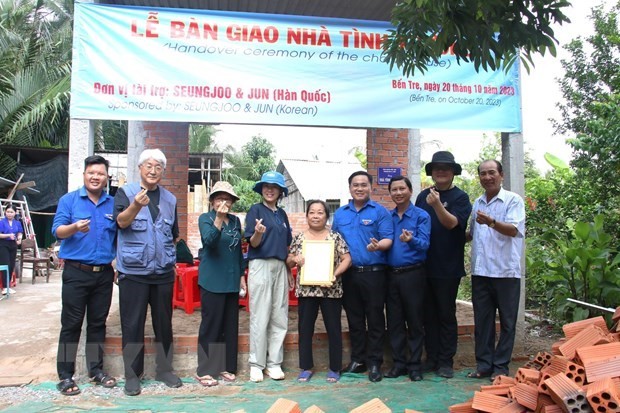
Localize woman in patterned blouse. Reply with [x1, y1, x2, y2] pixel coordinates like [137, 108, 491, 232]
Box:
[287, 200, 351, 383]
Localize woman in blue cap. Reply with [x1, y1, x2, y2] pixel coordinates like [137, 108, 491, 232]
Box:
[244, 171, 293, 382]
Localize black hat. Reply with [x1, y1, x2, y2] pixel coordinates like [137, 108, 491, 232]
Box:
[425, 151, 462, 175]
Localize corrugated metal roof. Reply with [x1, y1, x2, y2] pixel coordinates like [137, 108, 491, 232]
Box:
[97, 0, 396, 22]
[278, 158, 362, 200]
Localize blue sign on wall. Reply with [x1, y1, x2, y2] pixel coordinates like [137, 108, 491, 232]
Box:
[378, 167, 402, 185]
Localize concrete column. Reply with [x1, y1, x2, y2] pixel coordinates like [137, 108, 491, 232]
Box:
[126, 121, 147, 183]
[68, 119, 95, 190]
[501, 131, 526, 352]
[408, 129, 421, 196]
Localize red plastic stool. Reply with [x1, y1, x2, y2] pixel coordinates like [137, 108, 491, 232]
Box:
[288, 267, 298, 307]
[172, 262, 201, 314]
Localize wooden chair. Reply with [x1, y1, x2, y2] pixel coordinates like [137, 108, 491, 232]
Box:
[19, 239, 51, 284]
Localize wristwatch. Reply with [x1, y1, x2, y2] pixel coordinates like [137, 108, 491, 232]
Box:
[489, 219, 496, 228]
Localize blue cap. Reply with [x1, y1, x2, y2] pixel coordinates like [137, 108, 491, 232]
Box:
[252, 171, 288, 197]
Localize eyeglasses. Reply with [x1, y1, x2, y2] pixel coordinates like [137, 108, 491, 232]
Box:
[142, 163, 163, 173]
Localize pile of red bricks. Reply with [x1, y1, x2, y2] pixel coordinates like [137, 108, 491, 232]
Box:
[450, 308, 620, 413]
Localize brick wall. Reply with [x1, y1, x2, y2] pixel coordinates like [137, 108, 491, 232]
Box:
[143, 121, 190, 242]
[366, 128, 410, 208]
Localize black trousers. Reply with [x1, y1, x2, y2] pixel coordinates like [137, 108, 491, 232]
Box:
[472, 276, 520, 375]
[0, 241, 17, 288]
[386, 268, 426, 371]
[298, 296, 343, 372]
[423, 276, 462, 368]
[196, 288, 239, 377]
[342, 269, 386, 367]
[56, 264, 114, 380]
[118, 277, 175, 380]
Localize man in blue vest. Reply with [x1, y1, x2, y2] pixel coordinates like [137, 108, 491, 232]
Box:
[114, 148, 182, 396]
[53, 155, 117, 396]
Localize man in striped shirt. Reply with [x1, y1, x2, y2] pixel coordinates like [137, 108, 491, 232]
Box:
[467, 159, 525, 381]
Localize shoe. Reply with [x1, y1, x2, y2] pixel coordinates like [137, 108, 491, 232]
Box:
[437, 367, 454, 378]
[123, 377, 141, 396]
[249, 366, 264, 382]
[266, 366, 285, 380]
[155, 371, 182, 388]
[466, 370, 492, 379]
[1, 288, 6, 295]
[409, 371, 423, 381]
[421, 359, 438, 373]
[342, 361, 367, 374]
[384, 367, 407, 378]
[368, 365, 383, 382]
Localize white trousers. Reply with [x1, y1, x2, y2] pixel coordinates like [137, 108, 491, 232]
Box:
[248, 258, 289, 370]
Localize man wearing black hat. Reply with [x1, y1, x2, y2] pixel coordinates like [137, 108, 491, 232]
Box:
[415, 151, 472, 379]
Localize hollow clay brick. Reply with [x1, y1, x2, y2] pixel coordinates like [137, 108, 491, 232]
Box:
[612, 307, 620, 324]
[304, 406, 325, 413]
[540, 356, 587, 387]
[448, 401, 477, 413]
[563, 316, 609, 339]
[513, 382, 540, 410]
[493, 375, 517, 386]
[516, 367, 542, 386]
[534, 352, 554, 368]
[480, 384, 514, 396]
[266, 398, 302, 413]
[583, 355, 620, 383]
[586, 377, 620, 413]
[559, 325, 613, 360]
[541, 406, 564, 413]
[576, 341, 620, 367]
[535, 394, 555, 413]
[544, 373, 591, 413]
[471, 391, 512, 412]
[552, 340, 565, 356]
[496, 401, 529, 413]
[349, 398, 392, 413]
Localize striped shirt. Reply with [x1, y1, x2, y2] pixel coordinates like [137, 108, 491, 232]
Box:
[470, 188, 525, 278]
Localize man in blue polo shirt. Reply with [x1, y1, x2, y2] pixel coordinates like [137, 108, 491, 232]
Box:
[52, 155, 117, 396]
[385, 175, 430, 382]
[332, 171, 393, 382]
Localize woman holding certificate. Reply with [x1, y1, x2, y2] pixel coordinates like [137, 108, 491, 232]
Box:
[287, 200, 351, 383]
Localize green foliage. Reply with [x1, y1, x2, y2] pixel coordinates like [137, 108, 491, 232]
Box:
[189, 124, 219, 153]
[230, 179, 261, 213]
[0, 0, 74, 177]
[221, 135, 276, 212]
[95, 120, 127, 151]
[529, 215, 620, 321]
[553, 0, 620, 241]
[383, 0, 571, 76]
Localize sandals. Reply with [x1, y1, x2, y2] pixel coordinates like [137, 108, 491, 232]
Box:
[91, 372, 117, 388]
[326, 369, 340, 383]
[219, 371, 236, 382]
[297, 370, 313, 382]
[195, 374, 218, 387]
[466, 370, 492, 379]
[57, 378, 81, 396]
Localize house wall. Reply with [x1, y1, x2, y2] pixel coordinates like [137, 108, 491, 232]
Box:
[366, 128, 410, 208]
[143, 121, 190, 242]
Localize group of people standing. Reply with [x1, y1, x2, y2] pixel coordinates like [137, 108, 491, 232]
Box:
[47, 147, 524, 397]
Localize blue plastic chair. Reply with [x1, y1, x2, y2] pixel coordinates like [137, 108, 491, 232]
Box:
[0, 264, 9, 299]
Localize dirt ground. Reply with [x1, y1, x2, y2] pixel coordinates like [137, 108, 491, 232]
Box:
[0, 269, 560, 387]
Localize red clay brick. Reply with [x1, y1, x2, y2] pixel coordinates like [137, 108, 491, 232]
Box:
[544, 373, 590, 413]
[496, 401, 528, 413]
[303, 406, 325, 413]
[448, 401, 477, 413]
[559, 325, 613, 359]
[349, 398, 391, 413]
[471, 391, 512, 412]
[512, 382, 540, 410]
[586, 377, 620, 413]
[516, 367, 542, 386]
[266, 398, 301, 413]
[563, 316, 609, 339]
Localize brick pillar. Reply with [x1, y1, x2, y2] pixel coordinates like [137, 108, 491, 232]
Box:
[366, 128, 410, 208]
[143, 121, 189, 242]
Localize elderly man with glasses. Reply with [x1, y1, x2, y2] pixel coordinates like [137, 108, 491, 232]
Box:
[114, 148, 182, 396]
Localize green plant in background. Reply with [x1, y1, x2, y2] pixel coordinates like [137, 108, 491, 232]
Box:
[531, 215, 620, 322]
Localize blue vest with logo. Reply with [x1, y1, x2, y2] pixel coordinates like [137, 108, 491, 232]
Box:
[116, 182, 177, 275]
